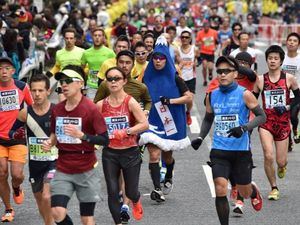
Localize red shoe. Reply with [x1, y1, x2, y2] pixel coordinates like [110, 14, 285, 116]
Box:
[132, 199, 143, 221]
[251, 182, 263, 211]
[13, 187, 24, 205]
[186, 111, 192, 126]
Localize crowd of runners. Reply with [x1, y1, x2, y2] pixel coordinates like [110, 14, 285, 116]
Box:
[0, 0, 299, 225]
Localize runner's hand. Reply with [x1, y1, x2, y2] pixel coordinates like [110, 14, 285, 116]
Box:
[160, 96, 170, 105]
[273, 106, 287, 115]
[42, 139, 52, 152]
[191, 137, 203, 150]
[227, 126, 245, 138]
[12, 127, 26, 139]
[113, 129, 128, 140]
[64, 124, 84, 138]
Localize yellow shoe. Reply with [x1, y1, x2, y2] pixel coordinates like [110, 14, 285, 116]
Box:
[277, 166, 287, 179]
[268, 189, 280, 200]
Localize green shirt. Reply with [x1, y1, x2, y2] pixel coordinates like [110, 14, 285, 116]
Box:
[81, 46, 115, 89]
[94, 77, 152, 111]
[56, 46, 84, 70]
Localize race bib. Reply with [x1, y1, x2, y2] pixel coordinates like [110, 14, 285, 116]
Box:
[28, 137, 58, 161]
[105, 116, 129, 139]
[214, 114, 239, 137]
[264, 89, 286, 109]
[89, 70, 99, 83]
[56, 117, 82, 144]
[0, 90, 20, 112]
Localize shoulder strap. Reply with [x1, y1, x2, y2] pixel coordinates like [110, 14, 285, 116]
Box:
[26, 113, 48, 137]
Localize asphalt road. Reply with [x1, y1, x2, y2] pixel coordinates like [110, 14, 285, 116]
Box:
[2, 46, 300, 225]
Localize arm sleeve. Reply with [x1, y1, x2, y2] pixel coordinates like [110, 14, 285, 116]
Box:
[199, 112, 214, 139]
[243, 105, 266, 131]
[238, 66, 257, 82]
[85, 132, 109, 146]
[175, 75, 189, 95]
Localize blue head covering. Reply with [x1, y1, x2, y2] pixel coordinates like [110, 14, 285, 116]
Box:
[140, 36, 190, 151]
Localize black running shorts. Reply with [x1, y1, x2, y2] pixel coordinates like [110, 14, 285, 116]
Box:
[209, 149, 253, 185]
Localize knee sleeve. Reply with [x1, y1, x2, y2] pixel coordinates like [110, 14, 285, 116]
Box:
[51, 195, 70, 208]
[80, 202, 96, 216]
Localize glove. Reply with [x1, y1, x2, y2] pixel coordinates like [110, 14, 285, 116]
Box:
[112, 129, 128, 140]
[12, 127, 26, 139]
[227, 126, 245, 138]
[160, 96, 170, 105]
[45, 71, 53, 78]
[191, 137, 203, 150]
[273, 106, 287, 115]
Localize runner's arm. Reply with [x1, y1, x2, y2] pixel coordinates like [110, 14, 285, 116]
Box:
[243, 90, 266, 131]
[198, 94, 214, 139]
[128, 97, 149, 135]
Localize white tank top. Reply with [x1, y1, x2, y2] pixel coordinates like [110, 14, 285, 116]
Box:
[178, 45, 195, 81]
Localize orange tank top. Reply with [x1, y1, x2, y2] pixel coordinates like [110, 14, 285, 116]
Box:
[101, 95, 137, 149]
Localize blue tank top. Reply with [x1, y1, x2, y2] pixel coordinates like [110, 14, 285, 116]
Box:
[210, 85, 250, 151]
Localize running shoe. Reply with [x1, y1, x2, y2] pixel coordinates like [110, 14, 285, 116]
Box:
[13, 187, 24, 205]
[277, 166, 287, 179]
[150, 188, 165, 203]
[132, 199, 143, 221]
[186, 111, 192, 126]
[251, 182, 263, 211]
[268, 189, 280, 201]
[1, 208, 15, 223]
[209, 74, 213, 80]
[230, 186, 238, 206]
[163, 178, 173, 195]
[233, 200, 244, 216]
[120, 205, 130, 224]
[294, 132, 300, 144]
[203, 81, 208, 86]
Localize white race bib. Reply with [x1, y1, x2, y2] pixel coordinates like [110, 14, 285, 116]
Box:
[214, 114, 239, 137]
[105, 116, 129, 139]
[29, 137, 58, 161]
[0, 90, 20, 112]
[264, 89, 286, 109]
[56, 117, 82, 144]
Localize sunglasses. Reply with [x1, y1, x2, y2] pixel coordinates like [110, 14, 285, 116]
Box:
[135, 51, 147, 56]
[153, 54, 166, 60]
[181, 36, 190, 39]
[59, 78, 81, 85]
[216, 68, 236, 75]
[106, 76, 123, 82]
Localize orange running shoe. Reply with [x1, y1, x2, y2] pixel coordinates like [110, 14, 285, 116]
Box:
[1, 208, 15, 222]
[251, 182, 263, 211]
[13, 188, 24, 205]
[132, 199, 143, 221]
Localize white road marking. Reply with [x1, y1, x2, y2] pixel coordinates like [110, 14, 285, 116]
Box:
[189, 116, 200, 133]
[191, 102, 215, 197]
[143, 193, 150, 196]
[202, 165, 216, 198]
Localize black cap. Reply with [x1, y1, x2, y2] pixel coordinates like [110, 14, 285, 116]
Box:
[235, 52, 253, 66]
[0, 57, 13, 66]
[216, 56, 239, 70]
[116, 50, 135, 61]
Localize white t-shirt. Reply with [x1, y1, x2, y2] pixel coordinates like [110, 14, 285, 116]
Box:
[282, 53, 300, 84]
[178, 45, 196, 81]
[230, 47, 257, 64]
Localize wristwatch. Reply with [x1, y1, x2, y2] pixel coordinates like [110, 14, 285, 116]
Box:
[126, 128, 131, 135]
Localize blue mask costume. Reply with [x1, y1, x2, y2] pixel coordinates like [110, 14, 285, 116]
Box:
[139, 36, 190, 151]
